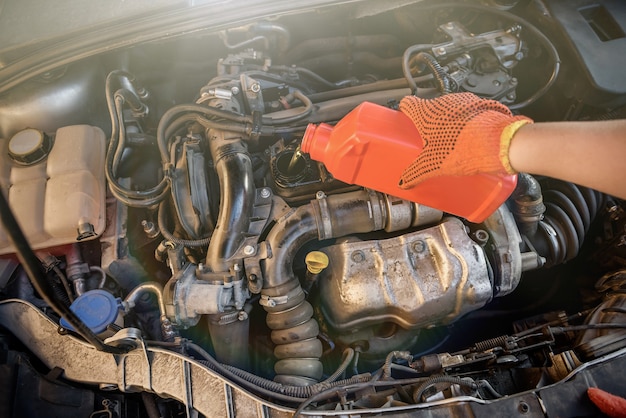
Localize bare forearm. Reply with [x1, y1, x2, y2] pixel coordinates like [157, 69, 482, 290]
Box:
[509, 120, 626, 199]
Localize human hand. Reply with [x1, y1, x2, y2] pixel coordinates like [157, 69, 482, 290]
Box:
[398, 92, 532, 189]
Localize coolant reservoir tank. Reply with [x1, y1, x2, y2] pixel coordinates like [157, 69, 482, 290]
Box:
[301, 102, 517, 223]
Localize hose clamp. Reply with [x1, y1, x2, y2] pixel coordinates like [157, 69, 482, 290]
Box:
[259, 294, 289, 308]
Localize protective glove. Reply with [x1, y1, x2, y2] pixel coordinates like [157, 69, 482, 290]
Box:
[588, 388, 626, 418]
[398, 92, 533, 189]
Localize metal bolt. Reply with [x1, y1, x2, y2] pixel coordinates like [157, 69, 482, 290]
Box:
[412, 240, 426, 253]
[518, 401, 530, 414]
[238, 311, 249, 321]
[435, 46, 446, 55]
[507, 93, 516, 100]
[141, 220, 159, 238]
[231, 86, 240, 95]
[472, 230, 489, 246]
[351, 251, 365, 263]
[260, 188, 271, 199]
[510, 77, 518, 85]
[493, 80, 501, 87]
[514, 51, 525, 61]
[445, 22, 455, 30]
[250, 83, 261, 93]
[316, 191, 326, 200]
[243, 245, 255, 256]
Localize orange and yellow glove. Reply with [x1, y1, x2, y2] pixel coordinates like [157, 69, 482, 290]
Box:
[398, 92, 533, 189]
[588, 388, 626, 418]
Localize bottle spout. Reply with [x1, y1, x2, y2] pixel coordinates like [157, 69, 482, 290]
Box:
[301, 122, 332, 161]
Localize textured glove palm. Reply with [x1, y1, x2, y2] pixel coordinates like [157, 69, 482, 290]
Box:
[399, 92, 532, 189]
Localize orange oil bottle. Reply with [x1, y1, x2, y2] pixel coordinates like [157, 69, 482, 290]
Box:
[301, 101, 516, 223]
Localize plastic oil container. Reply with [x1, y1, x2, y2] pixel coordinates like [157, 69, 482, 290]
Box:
[301, 102, 517, 223]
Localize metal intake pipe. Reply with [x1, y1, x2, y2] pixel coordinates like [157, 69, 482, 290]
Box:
[261, 189, 441, 385]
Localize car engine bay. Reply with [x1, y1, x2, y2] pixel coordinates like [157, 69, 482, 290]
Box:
[0, 0, 625, 416]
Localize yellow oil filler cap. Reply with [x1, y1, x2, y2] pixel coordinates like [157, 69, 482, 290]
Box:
[305, 251, 329, 274]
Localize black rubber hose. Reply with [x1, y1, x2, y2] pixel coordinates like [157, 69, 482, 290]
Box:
[0, 191, 126, 354]
[307, 76, 432, 103]
[105, 83, 169, 207]
[156, 104, 252, 163]
[401, 44, 434, 93]
[263, 205, 319, 289]
[262, 90, 313, 125]
[269, 66, 344, 90]
[413, 375, 477, 403]
[111, 97, 168, 197]
[204, 134, 256, 272]
[516, 178, 605, 267]
[510, 173, 546, 237]
[261, 206, 322, 386]
[140, 393, 161, 418]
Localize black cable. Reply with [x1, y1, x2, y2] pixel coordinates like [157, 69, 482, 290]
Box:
[0, 191, 125, 354]
[515, 309, 594, 338]
[52, 265, 74, 303]
[293, 376, 430, 417]
[408, 52, 452, 94]
[157, 201, 212, 248]
[549, 323, 626, 335]
[185, 342, 371, 403]
[399, 4, 560, 108]
[262, 90, 313, 125]
[441, 2, 560, 109]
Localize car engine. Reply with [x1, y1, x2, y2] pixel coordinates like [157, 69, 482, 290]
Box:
[0, 1, 625, 417]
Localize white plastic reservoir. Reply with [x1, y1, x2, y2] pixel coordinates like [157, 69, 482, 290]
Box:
[0, 125, 106, 254]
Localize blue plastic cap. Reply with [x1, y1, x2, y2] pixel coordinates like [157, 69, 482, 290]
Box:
[60, 289, 121, 334]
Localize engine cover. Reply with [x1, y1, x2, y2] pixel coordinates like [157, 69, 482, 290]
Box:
[319, 217, 492, 332]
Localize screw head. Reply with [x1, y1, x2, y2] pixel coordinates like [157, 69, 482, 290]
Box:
[243, 245, 255, 256]
[412, 240, 426, 253]
[351, 251, 365, 263]
[260, 188, 271, 199]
